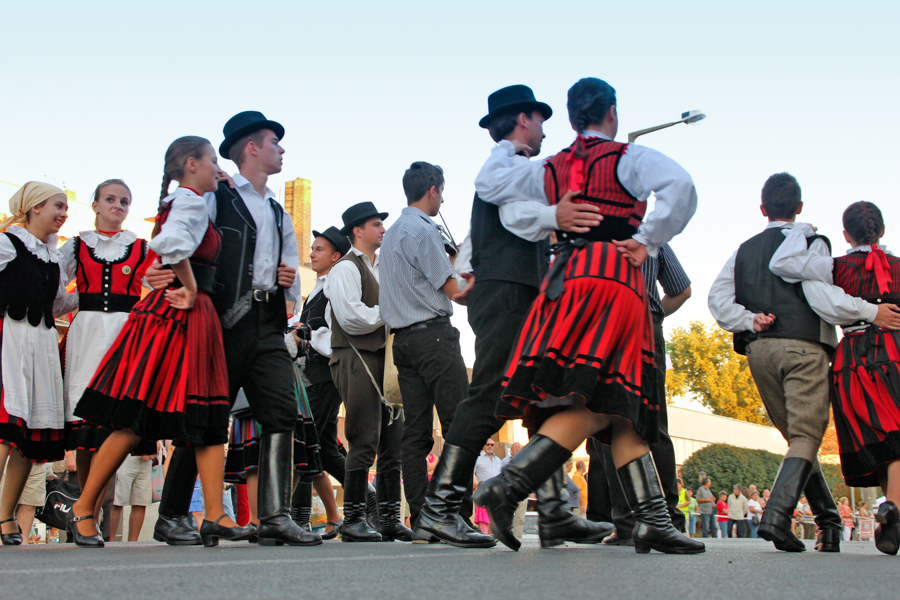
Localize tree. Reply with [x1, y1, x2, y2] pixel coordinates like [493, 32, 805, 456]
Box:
[682, 444, 782, 492]
[666, 320, 771, 426]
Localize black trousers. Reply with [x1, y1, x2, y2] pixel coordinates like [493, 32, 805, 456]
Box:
[303, 380, 346, 482]
[392, 320, 469, 521]
[443, 281, 538, 451]
[586, 313, 685, 534]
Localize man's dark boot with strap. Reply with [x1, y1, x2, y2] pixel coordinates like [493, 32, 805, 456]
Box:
[617, 453, 705, 554]
[153, 446, 202, 546]
[536, 468, 614, 548]
[412, 444, 496, 548]
[366, 483, 379, 530]
[341, 468, 382, 542]
[374, 469, 413, 542]
[256, 432, 322, 546]
[804, 468, 842, 552]
[291, 481, 313, 531]
[473, 434, 571, 551]
[758, 457, 813, 552]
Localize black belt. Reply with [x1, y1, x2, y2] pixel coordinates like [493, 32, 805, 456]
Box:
[80, 293, 140, 313]
[168, 263, 217, 294]
[252, 289, 277, 303]
[392, 315, 451, 334]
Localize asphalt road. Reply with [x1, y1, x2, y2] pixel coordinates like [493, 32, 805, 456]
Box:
[0, 536, 890, 600]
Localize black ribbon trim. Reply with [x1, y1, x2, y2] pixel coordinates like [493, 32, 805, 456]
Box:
[545, 238, 589, 301]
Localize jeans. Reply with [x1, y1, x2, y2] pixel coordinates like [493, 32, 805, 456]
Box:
[728, 518, 749, 538]
[718, 520, 729, 538]
[689, 514, 697, 535]
[749, 521, 759, 538]
[700, 513, 718, 538]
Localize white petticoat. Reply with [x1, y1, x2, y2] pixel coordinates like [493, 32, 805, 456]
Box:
[64, 310, 130, 420]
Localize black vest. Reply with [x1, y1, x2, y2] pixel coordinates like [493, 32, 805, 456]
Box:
[733, 227, 837, 355]
[0, 232, 60, 329]
[469, 193, 549, 289]
[299, 288, 332, 385]
[213, 182, 285, 329]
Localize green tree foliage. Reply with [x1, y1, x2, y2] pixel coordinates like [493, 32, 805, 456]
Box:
[667, 320, 771, 426]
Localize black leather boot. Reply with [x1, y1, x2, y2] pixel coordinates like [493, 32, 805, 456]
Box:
[617, 453, 705, 554]
[804, 468, 842, 552]
[473, 434, 572, 551]
[374, 469, 413, 542]
[256, 432, 322, 546]
[757, 457, 812, 552]
[366, 483, 379, 530]
[292, 481, 313, 531]
[153, 446, 202, 546]
[341, 468, 382, 542]
[537, 468, 614, 548]
[875, 501, 900, 555]
[412, 444, 496, 547]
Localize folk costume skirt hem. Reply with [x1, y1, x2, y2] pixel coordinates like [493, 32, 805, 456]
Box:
[65, 420, 157, 455]
[832, 327, 900, 487]
[73, 289, 229, 447]
[498, 241, 659, 443]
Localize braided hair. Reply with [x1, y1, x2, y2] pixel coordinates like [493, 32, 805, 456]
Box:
[567, 78, 617, 134]
[842, 201, 884, 246]
[152, 136, 211, 238]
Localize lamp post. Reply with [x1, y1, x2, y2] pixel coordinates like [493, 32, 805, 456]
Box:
[628, 110, 706, 144]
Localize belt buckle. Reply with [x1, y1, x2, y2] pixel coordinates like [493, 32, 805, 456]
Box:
[252, 289, 270, 303]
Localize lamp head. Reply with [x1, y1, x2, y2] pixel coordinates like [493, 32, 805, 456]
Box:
[681, 110, 706, 125]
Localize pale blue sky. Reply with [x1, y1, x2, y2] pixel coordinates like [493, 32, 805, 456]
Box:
[3, 0, 899, 356]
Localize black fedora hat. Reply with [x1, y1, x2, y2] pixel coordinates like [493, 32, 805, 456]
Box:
[313, 226, 351, 257]
[339, 202, 389, 236]
[219, 111, 285, 159]
[479, 85, 552, 129]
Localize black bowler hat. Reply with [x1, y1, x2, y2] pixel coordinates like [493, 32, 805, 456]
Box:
[339, 202, 389, 236]
[219, 111, 285, 159]
[479, 85, 552, 129]
[313, 226, 351, 257]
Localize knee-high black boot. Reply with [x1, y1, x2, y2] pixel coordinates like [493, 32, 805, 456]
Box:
[473, 434, 571, 551]
[341, 468, 382, 542]
[804, 469, 842, 552]
[366, 483, 378, 530]
[291, 481, 313, 531]
[153, 446, 202, 546]
[374, 469, 413, 542]
[617, 453, 705, 554]
[412, 444, 496, 547]
[256, 432, 322, 546]
[536, 468, 614, 548]
[758, 457, 812, 552]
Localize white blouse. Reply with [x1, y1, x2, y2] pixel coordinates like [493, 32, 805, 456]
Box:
[149, 188, 209, 265]
[58, 229, 138, 283]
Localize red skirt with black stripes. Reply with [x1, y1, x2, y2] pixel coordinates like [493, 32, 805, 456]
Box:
[499, 241, 659, 443]
[831, 326, 900, 487]
[73, 289, 230, 447]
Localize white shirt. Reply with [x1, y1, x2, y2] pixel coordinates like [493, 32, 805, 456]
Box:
[324, 247, 384, 338]
[708, 222, 877, 332]
[472, 130, 698, 257]
[205, 174, 302, 301]
[305, 275, 334, 357]
[150, 187, 209, 265]
[474, 451, 503, 483]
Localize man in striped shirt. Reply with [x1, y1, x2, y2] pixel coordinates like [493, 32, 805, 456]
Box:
[379, 162, 492, 545]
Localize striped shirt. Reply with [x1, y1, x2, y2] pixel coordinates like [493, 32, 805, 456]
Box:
[641, 243, 691, 316]
[379, 206, 456, 329]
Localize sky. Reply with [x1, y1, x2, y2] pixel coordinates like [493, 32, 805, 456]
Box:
[3, 1, 899, 396]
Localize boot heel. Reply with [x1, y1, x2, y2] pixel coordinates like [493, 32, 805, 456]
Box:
[633, 540, 652, 554]
[540, 538, 564, 548]
[202, 535, 219, 548]
[258, 538, 284, 546]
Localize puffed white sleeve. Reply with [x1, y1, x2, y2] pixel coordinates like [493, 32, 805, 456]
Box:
[0, 235, 17, 272]
[769, 224, 835, 284]
[58, 237, 78, 284]
[280, 208, 302, 301]
[148, 194, 209, 265]
[324, 260, 383, 336]
[474, 141, 552, 207]
[53, 268, 79, 317]
[309, 301, 333, 358]
[708, 250, 757, 333]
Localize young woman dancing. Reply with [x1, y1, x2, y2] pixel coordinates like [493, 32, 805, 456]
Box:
[471, 77, 704, 554]
[60, 179, 156, 524]
[770, 201, 900, 555]
[0, 183, 77, 545]
[70, 136, 253, 548]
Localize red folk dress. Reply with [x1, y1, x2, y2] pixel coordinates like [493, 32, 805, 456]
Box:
[74, 188, 230, 447]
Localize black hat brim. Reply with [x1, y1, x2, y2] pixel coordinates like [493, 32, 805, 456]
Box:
[312, 229, 350, 257]
[219, 120, 285, 159]
[339, 212, 389, 236]
[479, 101, 552, 129]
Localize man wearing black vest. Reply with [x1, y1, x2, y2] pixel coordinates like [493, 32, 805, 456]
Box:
[709, 172, 893, 553]
[325, 202, 410, 542]
[151, 111, 320, 547]
[413, 85, 611, 548]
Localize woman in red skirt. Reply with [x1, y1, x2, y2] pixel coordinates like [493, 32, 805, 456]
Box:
[771, 201, 900, 555]
[471, 77, 703, 554]
[70, 136, 253, 548]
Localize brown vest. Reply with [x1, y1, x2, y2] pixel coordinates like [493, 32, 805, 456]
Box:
[330, 250, 386, 352]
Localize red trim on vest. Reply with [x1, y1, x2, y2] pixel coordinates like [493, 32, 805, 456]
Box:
[833, 252, 900, 299]
[75, 237, 148, 298]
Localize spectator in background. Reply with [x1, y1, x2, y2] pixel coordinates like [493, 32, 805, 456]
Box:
[859, 501, 871, 519]
[838, 497, 854, 541]
[501, 442, 521, 467]
[474, 440, 502, 484]
[110, 451, 155, 542]
[728, 485, 749, 538]
[564, 460, 583, 516]
[798, 494, 816, 539]
[696, 478, 717, 538]
[0, 463, 46, 544]
[748, 490, 763, 538]
[686, 488, 698, 537]
[501, 443, 527, 537]
[676, 478, 689, 532]
[572, 461, 588, 516]
[717, 491, 730, 538]
[762, 489, 771, 502]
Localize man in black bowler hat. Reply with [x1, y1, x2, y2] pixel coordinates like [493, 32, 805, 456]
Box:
[150, 110, 320, 547]
[324, 202, 411, 542]
[413, 85, 611, 548]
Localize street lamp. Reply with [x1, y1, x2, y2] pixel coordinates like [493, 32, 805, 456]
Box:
[628, 110, 706, 144]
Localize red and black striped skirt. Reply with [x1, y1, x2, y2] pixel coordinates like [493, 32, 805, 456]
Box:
[499, 241, 659, 443]
[74, 289, 230, 447]
[831, 326, 900, 487]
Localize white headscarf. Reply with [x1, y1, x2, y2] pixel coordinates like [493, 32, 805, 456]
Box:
[1, 181, 65, 230]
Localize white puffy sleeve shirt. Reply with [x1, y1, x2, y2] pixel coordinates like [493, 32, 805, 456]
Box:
[149, 188, 209, 265]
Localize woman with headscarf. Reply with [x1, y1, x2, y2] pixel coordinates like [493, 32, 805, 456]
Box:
[0, 182, 78, 545]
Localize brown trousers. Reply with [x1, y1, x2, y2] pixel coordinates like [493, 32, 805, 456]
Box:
[745, 338, 830, 467]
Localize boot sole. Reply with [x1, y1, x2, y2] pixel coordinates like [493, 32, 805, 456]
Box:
[152, 532, 203, 546]
[758, 526, 806, 552]
[633, 540, 705, 554]
[259, 537, 323, 546]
